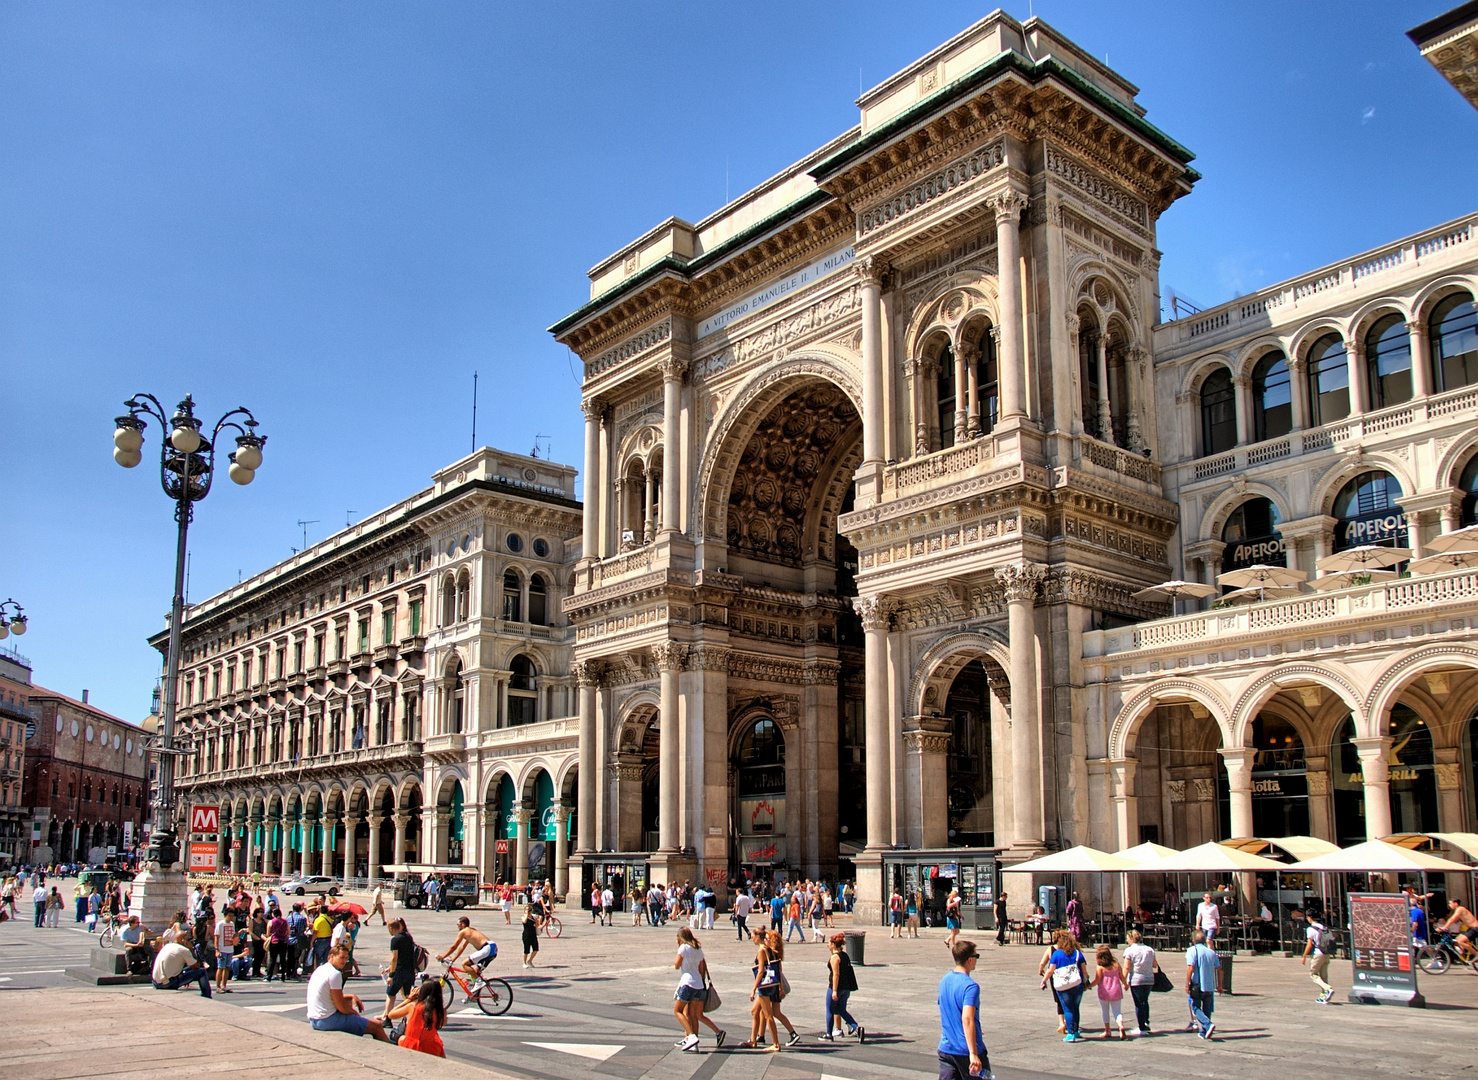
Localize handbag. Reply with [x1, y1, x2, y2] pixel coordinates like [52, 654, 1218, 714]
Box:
[704, 979, 722, 1013]
[779, 971, 791, 999]
[755, 961, 781, 989]
[1152, 969, 1174, 993]
[1050, 952, 1083, 991]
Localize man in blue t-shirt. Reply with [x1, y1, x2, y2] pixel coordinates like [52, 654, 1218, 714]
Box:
[769, 893, 786, 931]
[937, 939, 989, 1080]
[1184, 929, 1220, 1040]
[1409, 899, 1428, 945]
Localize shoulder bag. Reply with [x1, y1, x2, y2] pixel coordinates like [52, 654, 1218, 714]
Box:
[1151, 968, 1174, 993]
[1050, 952, 1084, 991]
[704, 977, 722, 1013]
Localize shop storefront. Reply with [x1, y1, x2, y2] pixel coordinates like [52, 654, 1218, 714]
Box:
[580, 855, 650, 911]
[1221, 497, 1285, 573]
[881, 849, 999, 929]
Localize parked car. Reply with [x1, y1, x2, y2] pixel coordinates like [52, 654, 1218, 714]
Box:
[281, 874, 340, 897]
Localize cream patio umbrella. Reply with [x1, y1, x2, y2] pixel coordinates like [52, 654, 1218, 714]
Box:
[1411, 550, 1478, 574]
[1114, 842, 1180, 866]
[1217, 564, 1307, 602]
[1307, 569, 1397, 591]
[1154, 841, 1286, 874]
[1131, 580, 1219, 616]
[1003, 845, 1141, 873]
[1219, 584, 1301, 604]
[1284, 840, 1473, 874]
[1315, 544, 1411, 574]
[1424, 525, 1478, 554]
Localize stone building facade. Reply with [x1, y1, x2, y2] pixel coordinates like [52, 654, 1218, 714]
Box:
[553, 11, 1200, 921]
[165, 448, 584, 892]
[0, 649, 34, 862]
[1082, 213, 1478, 901]
[21, 683, 150, 865]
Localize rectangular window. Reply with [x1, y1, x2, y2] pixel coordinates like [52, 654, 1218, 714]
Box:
[276, 647, 286, 679]
[387, 564, 395, 584]
[409, 600, 422, 637]
[336, 629, 347, 659]
[382, 611, 395, 645]
[361, 574, 371, 595]
[314, 634, 325, 667]
[293, 640, 304, 672]
[357, 619, 369, 652]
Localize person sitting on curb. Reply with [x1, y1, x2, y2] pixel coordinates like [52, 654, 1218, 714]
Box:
[120, 915, 158, 975]
[306, 943, 390, 1041]
[152, 939, 212, 998]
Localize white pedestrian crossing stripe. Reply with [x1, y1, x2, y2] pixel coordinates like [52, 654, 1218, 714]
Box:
[245, 1002, 307, 1012]
[522, 1042, 624, 1061]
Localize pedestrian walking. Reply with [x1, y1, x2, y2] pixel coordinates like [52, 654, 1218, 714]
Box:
[369, 883, 386, 926]
[1184, 929, 1219, 1039]
[937, 939, 990, 1080]
[1090, 944, 1126, 1039]
[46, 886, 63, 927]
[521, 903, 542, 968]
[945, 889, 964, 951]
[382, 918, 420, 1011]
[31, 882, 45, 927]
[993, 893, 1008, 947]
[1121, 929, 1159, 1035]
[906, 891, 920, 937]
[215, 914, 237, 994]
[590, 883, 602, 923]
[763, 930, 800, 1046]
[821, 885, 834, 928]
[1294, 909, 1335, 1004]
[769, 890, 785, 933]
[672, 927, 725, 1052]
[820, 933, 864, 1042]
[809, 889, 825, 942]
[1065, 893, 1084, 941]
[733, 888, 752, 941]
[1043, 929, 1088, 1042]
[266, 908, 290, 982]
[785, 892, 805, 943]
[1196, 893, 1221, 945]
[889, 887, 904, 938]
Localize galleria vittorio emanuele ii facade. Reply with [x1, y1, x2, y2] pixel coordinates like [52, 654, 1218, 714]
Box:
[177, 10, 1478, 924]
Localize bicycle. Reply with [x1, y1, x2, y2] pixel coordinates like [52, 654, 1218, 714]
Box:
[98, 913, 127, 949]
[436, 962, 514, 1015]
[542, 915, 562, 939]
[1416, 930, 1478, 975]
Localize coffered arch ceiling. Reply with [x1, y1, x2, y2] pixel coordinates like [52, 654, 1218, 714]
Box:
[725, 381, 862, 567]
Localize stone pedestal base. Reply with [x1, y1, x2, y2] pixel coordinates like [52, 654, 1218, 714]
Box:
[648, 851, 697, 889]
[128, 864, 190, 932]
[852, 851, 884, 927]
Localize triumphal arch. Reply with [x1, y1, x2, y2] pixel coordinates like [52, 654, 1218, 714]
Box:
[553, 12, 1197, 921]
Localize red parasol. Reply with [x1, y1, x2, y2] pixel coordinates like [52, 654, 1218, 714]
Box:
[326, 901, 368, 916]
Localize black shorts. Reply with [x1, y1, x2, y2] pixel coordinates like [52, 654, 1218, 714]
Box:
[386, 969, 415, 997]
[938, 1050, 989, 1080]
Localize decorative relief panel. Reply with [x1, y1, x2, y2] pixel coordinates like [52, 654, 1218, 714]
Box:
[586, 317, 672, 379]
[575, 604, 670, 642]
[691, 286, 860, 385]
[1045, 145, 1148, 230]
[1062, 515, 1168, 563]
[857, 141, 1005, 236]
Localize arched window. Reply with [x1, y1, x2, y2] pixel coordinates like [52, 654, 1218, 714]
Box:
[936, 341, 958, 449]
[440, 575, 456, 627]
[1221, 497, 1284, 570]
[1365, 314, 1412, 409]
[1431, 293, 1478, 393]
[975, 327, 999, 436]
[1332, 470, 1405, 551]
[527, 574, 548, 626]
[736, 717, 786, 866]
[1079, 322, 1104, 439]
[446, 658, 464, 734]
[1252, 352, 1292, 442]
[1306, 334, 1350, 426]
[455, 571, 471, 622]
[1199, 367, 1237, 455]
[1459, 454, 1478, 526]
[502, 571, 522, 622]
[507, 654, 536, 727]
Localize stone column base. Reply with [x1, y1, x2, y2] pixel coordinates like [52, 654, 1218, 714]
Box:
[852, 851, 885, 927]
[128, 864, 190, 932]
[648, 851, 698, 888]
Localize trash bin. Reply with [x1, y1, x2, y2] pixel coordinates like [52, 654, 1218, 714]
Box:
[1216, 950, 1233, 995]
[844, 931, 866, 966]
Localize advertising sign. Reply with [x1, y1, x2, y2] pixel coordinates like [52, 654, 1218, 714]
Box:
[740, 837, 786, 864]
[1223, 534, 1286, 571]
[738, 797, 785, 836]
[1348, 892, 1423, 1006]
[190, 805, 220, 835]
[495, 839, 508, 854]
[188, 842, 219, 873]
[1336, 512, 1405, 549]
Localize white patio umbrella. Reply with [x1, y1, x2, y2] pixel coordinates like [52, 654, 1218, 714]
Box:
[1002, 845, 1141, 873]
[1114, 842, 1180, 867]
[1132, 580, 1220, 616]
[1316, 545, 1411, 573]
[1307, 569, 1397, 591]
[1424, 525, 1478, 554]
[1284, 840, 1472, 874]
[1220, 584, 1301, 604]
[1217, 564, 1307, 590]
[1152, 841, 1286, 874]
[1411, 550, 1478, 574]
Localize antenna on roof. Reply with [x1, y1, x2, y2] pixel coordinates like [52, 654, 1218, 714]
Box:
[472, 370, 479, 452]
[346, 510, 356, 528]
[532, 434, 550, 460]
[297, 519, 319, 551]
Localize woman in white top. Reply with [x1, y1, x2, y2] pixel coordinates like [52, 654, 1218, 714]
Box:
[1120, 930, 1160, 1035]
[214, 917, 237, 994]
[672, 927, 725, 1052]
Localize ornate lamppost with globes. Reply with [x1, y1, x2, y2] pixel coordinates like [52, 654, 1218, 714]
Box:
[113, 393, 265, 917]
[0, 600, 27, 640]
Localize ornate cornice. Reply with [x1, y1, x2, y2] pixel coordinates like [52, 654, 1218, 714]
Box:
[996, 562, 1045, 603]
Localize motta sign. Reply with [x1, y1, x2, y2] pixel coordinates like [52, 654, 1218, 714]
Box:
[190, 805, 220, 834]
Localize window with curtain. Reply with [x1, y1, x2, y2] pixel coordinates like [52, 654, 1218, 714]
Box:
[1365, 314, 1412, 409]
[1252, 352, 1292, 441]
[1306, 334, 1350, 426]
[1431, 293, 1478, 393]
[1199, 367, 1237, 455]
[502, 571, 522, 622]
[935, 342, 957, 449]
[975, 328, 998, 436]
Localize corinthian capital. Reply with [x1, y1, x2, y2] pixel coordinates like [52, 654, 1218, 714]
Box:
[856, 255, 890, 289]
[852, 594, 894, 631]
[581, 397, 605, 420]
[996, 561, 1045, 602]
[652, 641, 689, 672]
[657, 356, 689, 382]
[572, 659, 603, 688]
[988, 190, 1030, 224]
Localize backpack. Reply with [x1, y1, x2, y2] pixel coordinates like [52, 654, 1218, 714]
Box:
[835, 951, 859, 993]
[1313, 923, 1336, 953]
[414, 944, 430, 972]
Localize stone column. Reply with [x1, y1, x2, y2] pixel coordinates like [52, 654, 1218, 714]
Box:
[574, 662, 600, 855]
[1233, 375, 1253, 446]
[392, 812, 409, 865]
[614, 755, 645, 851]
[1440, 504, 1461, 534]
[1408, 321, 1432, 398]
[581, 399, 601, 561]
[1407, 512, 1427, 561]
[299, 814, 314, 875]
[654, 642, 687, 853]
[659, 358, 685, 534]
[551, 803, 570, 898]
[1288, 358, 1309, 430]
[1000, 563, 1045, 850]
[902, 716, 952, 848]
[367, 815, 382, 883]
[1109, 758, 1139, 852]
[905, 360, 925, 456]
[1219, 748, 1256, 838]
[859, 257, 885, 466]
[855, 597, 894, 850]
[322, 813, 339, 878]
[990, 192, 1028, 421]
[1095, 336, 1113, 442]
[513, 808, 532, 887]
[643, 468, 655, 544]
[1351, 736, 1393, 840]
[1346, 338, 1368, 416]
[1304, 760, 1333, 843]
[953, 338, 970, 443]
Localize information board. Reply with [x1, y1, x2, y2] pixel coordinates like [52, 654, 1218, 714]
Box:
[1348, 892, 1423, 1007]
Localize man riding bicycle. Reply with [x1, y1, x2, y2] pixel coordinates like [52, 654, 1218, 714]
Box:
[437, 916, 496, 977]
[1437, 900, 1478, 960]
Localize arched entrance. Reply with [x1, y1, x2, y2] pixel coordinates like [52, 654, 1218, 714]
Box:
[943, 661, 995, 848]
[1332, 709, 1438, 845]
[1246, 713, 1308, 837]
[525, 768, 554, 885]
[734, 717, 786, 876]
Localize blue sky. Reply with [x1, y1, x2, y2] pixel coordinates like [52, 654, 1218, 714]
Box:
[2, 2, 1473, 719]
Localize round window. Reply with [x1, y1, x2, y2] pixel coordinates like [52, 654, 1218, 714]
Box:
[445, 540, 456, 557]
[56, 717, 63, 734]
[86, 725, 94, 742]
[71, 720, 79, 737]
[507, 533, 524, 553]
[533, 538, 550, 558]
[113, 734, 121, 750]
[126, 739, 133, 754]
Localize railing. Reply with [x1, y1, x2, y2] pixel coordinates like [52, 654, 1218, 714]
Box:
[1183, 381, 1478, 483]
[1079, 435, 1160, 484]
[1084, 567, 1478, 658]
[1158, 216, 1475, 345]
[886, 439, 985, 492]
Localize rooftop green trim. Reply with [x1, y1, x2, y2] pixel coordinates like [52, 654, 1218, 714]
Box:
[810, 50, 1194, 183]
[548, 189, 833, 338]
[150, 477, 581, 647]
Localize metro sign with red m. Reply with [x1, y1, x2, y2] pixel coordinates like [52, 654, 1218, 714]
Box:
[190, 805, 220, 835]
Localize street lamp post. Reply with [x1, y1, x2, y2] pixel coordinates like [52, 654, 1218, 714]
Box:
[0, 599, 27, 640]
[114, 394, 265, 890]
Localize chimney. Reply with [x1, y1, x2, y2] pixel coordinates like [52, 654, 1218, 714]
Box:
[82, 690, 89, 704]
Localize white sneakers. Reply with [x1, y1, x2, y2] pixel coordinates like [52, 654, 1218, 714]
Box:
[676, 1034, 699, 1052]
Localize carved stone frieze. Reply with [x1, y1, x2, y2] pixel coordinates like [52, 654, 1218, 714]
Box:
[586, 317, 673, 380]
[691, 285, 861, 386]
[857, 140, 1005, 237]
